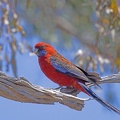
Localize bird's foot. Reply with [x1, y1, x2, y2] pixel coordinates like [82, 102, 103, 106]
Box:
[54, 86, 63, 91]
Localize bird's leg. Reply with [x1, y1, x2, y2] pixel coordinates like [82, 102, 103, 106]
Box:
[54, 86, 63, 90]
[60, 86, 80, 96]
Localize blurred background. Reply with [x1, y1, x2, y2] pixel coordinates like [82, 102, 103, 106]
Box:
[0, 0, 120, 119]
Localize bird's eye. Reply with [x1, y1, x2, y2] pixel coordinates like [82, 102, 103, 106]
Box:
[39, 45, 45, 50]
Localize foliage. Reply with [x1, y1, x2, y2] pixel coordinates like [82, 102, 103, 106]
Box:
[0, 0, 120, 78]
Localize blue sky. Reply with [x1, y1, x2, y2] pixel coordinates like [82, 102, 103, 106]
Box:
[0, 39, 120, 120]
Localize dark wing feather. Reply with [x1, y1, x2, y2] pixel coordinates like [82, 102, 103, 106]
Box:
[50, 55, 100, 86]
[76, 66, 101, 82]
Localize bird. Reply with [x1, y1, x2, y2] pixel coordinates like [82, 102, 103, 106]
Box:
[34, 42, 120, 114]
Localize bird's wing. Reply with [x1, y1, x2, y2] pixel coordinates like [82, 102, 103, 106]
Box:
[50, 55, 99, 85]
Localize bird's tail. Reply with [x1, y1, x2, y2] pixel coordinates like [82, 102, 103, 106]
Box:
[80, 83, 120, 115]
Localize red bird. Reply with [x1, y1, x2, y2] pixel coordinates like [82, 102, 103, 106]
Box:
[34, 42, 120, 114]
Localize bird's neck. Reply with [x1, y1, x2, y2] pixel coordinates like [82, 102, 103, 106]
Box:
[38, 53, 52, 65]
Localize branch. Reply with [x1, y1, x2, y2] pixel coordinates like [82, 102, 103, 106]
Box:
[87, 73, 120, 87]
[0, 71, 120, 111]
[0, 71, 88, 111]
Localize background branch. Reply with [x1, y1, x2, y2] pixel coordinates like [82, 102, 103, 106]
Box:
[0, 71, 120, 111]
[87, 73, 120, 87]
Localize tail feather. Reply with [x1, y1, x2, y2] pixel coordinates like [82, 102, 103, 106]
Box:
[80, 83, 120, 115]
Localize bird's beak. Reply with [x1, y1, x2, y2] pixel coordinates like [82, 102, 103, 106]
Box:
[33, 48, 38, 55]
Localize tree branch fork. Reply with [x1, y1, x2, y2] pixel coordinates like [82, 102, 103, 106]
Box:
[0, 71, 120, 111]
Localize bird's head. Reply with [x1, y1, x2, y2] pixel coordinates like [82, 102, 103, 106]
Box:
[34, 42, 56, 57]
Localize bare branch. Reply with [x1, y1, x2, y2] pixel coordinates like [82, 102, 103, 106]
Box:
[0, 71, 88, 111]
[87, 73, 120, 87]
[0, 71, 120, 111]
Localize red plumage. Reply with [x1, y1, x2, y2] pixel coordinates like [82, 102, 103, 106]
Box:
[34, 42, 120, 114]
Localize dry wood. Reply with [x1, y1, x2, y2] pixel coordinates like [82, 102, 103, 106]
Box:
[0, 71, 120, 111]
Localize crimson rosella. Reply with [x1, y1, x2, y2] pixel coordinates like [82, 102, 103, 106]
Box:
[34, 42, 120, 114]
